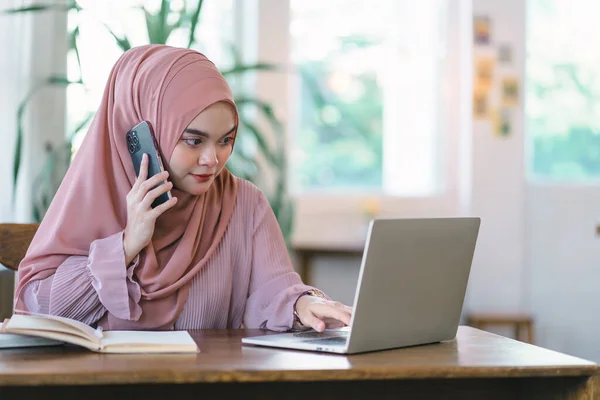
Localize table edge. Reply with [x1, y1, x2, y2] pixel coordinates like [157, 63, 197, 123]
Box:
[1, 365, 598, 387]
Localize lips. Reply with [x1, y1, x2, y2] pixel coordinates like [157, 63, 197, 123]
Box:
[190, 173, 213, 183]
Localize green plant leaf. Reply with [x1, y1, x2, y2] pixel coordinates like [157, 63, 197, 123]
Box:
[187, 0, 204, 48]
[165, 18, 183, 42]
[236, 97, 285, 159]
[228, 44, 243, 66]
[13, 86, 40, 203]
[31, 141, 73, 222]
[143, 6, 158, 43]
[233, 96, 293, 242]
[276, 196, 295, 247]
[158, 0, 168, 42]
[144, 8, 165, 44]
[32, 204, 41, 223]
[31, 145, 54, 222]
[144, 0, 184, 44]
[48, 75, 81, 85]
[1, 2, 79, 14]
[298, 66, 328, 110]
[102, 22, 131, 51]
[12, 76, 82, 202]
[69, 25, 82, 80]
[12, 123, 22, 202]
[227, 149, 260, 181]
[239, 118, 280, 167]
[221, 63, 278, 76]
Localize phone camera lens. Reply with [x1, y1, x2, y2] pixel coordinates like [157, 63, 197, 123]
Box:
[126, 130, 141, 153]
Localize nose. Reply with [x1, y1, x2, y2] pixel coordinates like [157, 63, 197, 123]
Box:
[198, 146, 218, 168]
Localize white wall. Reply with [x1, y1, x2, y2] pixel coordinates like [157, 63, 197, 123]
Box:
[468, 0, 600, 363]
[465, 0, 526, 313]
[528, 186, 600, 361]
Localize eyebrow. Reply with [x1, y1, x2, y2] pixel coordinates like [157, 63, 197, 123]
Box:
[183, 126, 237, 138]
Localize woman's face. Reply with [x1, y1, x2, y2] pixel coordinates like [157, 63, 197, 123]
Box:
[168, 101, 237, 195]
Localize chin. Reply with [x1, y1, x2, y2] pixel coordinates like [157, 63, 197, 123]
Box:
[184, 182, 213, 195]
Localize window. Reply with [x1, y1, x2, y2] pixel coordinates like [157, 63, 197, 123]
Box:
[289, 0, 448, 196]
[526, 0, 600, 181]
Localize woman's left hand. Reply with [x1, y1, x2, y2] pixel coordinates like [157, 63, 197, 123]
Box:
[294, 295, 353, 332]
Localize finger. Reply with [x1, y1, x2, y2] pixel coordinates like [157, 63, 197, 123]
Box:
[137, 171, 169, 201]
[143, 170, 170, 190]
[335, 303, 354, 316]
[301, 313, 326, 332]
[142, 181, 173, 209]
[323, 320, 346, 329]
[137, 153, 149, 183]
[131, 154, 149, 197]
[338, 307, 353, 322]
[333, 301, 352, 310]
[315, 305, 352, 326]
[150, 196, 178, 219]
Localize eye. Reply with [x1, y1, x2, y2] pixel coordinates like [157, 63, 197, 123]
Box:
[183, 138, 201, 146]
[221, 136, 235, 145]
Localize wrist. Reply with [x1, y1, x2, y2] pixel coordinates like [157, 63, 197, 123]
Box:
[122, 231, 138, 265]
[293, 289, 327, 327]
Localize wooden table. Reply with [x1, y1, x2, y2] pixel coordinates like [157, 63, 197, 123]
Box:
[0, 327, 598, 399]
[294, 242, 363, 285]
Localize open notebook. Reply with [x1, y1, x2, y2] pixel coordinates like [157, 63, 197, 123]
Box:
[0, 312, 199, 353]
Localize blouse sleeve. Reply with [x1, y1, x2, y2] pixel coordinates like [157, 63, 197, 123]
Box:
[18, 231, 142, 325]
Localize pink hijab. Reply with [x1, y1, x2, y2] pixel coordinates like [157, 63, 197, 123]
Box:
[14, 44, 239, 330]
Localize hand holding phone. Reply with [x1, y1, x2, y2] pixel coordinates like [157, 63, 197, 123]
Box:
[126, 121, 172, 208]
[123, 153, 178, 265]
[123, 121, 178, 264]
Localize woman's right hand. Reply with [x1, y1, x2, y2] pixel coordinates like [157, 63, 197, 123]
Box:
[123, 153, 178, 265]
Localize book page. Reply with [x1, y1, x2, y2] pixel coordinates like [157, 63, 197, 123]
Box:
[5, 314, 100, 345]
[101, 330, 199, 353]
[1, 328, 100, 352]
[0, 332, 63, 349]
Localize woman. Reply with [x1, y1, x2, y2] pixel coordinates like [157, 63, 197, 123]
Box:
[14, 44, 352, 332]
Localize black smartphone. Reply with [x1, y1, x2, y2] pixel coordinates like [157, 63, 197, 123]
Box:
[125, 121, 172, 208]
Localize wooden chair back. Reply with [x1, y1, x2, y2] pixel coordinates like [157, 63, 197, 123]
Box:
[0, 223, 39, 271]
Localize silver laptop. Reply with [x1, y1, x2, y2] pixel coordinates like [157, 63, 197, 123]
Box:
[242, 217, 480, 354]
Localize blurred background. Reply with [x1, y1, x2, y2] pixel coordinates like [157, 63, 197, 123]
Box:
[1, 0, 599, 361]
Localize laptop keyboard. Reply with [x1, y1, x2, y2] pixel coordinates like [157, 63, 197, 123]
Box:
[293, 331, 349, 345]
[293, 331, 347, 339]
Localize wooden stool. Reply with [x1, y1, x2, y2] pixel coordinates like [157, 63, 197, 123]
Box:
[465, 313, 535, 344]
